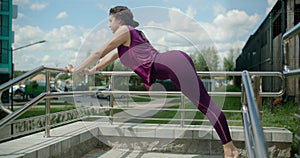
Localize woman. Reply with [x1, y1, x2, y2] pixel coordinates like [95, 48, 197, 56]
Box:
[66, 6, 239, 158]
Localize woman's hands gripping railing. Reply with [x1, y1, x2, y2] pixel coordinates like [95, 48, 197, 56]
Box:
[241, 70, 269, 158]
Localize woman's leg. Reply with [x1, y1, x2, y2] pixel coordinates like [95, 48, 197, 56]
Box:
[153, 51, 231, 144]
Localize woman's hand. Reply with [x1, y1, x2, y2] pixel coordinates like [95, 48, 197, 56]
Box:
[65, 64, 75, 73]
[83, 68, 95, 75]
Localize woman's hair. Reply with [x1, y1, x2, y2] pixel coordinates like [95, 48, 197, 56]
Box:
[109, 6, 139, 28]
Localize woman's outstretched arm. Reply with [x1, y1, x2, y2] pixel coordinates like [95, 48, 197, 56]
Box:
[84, 50, 119, 75]
[66, 25, 129, 73]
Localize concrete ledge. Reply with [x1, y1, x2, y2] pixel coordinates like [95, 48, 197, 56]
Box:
[97, 123, 293, 156]
[98, 123, 293, 143]
[0, 121, 293, 157]
[0, 122, 107, 158]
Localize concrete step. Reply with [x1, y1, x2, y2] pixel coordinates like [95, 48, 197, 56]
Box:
[0, 121, 293, 158]
[82, 148, 223, 158]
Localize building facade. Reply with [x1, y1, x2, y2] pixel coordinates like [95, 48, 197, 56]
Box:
[236, 0, 300, 103]
[0, 0, 16, 103]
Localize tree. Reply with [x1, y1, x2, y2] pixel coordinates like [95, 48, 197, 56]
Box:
[190, 46, 219, 71]
[202, 47, 219, 71]
[223, 48, 241, 82]
[190, 51, 209, 71]
[223, 48, 240, 71]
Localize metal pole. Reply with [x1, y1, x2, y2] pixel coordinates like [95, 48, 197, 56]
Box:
[242, 71, 269, 158]
[180, 93, 185, 128]
[252, 75, 262, 118]
[109, 75, 114, 124]
[45, 71, 51, 137]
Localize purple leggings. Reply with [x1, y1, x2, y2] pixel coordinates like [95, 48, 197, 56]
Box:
[151, 50, 232, 144]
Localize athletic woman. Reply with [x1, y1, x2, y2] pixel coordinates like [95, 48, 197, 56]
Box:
[65, 6, 239, 158]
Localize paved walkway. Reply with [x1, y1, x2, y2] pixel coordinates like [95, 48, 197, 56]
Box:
[82, 148, 222, 158]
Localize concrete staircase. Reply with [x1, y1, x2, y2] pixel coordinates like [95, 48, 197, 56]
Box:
[0, 120, 293, 158]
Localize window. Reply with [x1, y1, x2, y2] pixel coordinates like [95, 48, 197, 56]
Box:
[294, 4, 300, 25]
[0, 15, 9, 36]
[0, 40, 9, 64]
[0, 0, 9, 12]
[272, 15, 282, 38]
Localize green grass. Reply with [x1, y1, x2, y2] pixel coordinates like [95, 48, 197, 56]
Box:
[16, 106, 76, 119]
[141, 96, 243, 125]
[261, 102, 298, 155]
[104, 109, 124, 116]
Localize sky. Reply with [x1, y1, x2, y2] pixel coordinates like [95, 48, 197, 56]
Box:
[12, 0, 277, 71]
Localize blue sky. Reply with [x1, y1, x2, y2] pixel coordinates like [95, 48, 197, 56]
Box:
[12, 0, 277, 70]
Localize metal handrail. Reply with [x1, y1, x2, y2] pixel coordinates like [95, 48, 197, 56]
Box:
[100, 71, 285, 97]
[241, 70, 269, 158]
[282, 22, 300, 43]
[283, 68, 300, 77]
[0, 66, 286, 141]
[282, 21, 300, 158]
[282, 21, 300, 72]
[0, 66, 65, 114]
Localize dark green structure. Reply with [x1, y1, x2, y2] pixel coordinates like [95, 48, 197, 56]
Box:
[236, 0, 300, 102]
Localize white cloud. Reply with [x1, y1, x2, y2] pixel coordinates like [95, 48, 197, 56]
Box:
[186, 5, 197, 18]
[13, 24, 81, 70]
[11, 5, 262, 71]
[13, 0, 30, 5]
[138, 6, 261, 69]
[30, 2, 47, 11]
[41, 55, 50, 62]
[17, 12, 25, 19]
[56, 11, 68, 19]
[12, 23, 112, 70]
[203, 9, 261, 42]
[213, 4, 227, 16]
[140, 7, 216, 54]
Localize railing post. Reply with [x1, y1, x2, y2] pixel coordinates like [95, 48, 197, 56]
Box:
[252, 75, 262, 118]
[180, 93, 185, 128]
[109, 75, 114, 124]
[45, 71, 51, 137]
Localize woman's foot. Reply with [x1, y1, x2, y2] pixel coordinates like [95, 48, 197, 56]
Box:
[223, 141, 240, 158]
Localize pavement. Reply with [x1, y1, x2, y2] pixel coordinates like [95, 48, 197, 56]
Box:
[82, 148, 223, 158]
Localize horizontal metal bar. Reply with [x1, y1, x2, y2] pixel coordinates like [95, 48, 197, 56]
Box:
[282, 22, 300, 43]
[88, 106, 242, 113]
[88, 115, 241, 123]
[296, 134, 300, 141]
[98, 71, 283, 77]
[283, 69, 300, 77]
[295, 113, 300, 119]
[46, 90, 283, 99]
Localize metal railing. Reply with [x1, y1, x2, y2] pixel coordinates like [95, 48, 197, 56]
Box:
[282, 21, 300, 158]
[241, 71, 269, 158]
[0, 66, 286, 155]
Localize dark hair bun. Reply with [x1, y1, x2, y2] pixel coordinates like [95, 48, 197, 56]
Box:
[110, 6, 139, 28]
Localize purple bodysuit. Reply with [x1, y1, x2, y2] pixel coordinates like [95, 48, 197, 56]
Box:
[118, 26, 232, 145]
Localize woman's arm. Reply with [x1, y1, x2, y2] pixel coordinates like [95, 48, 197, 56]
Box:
[84, 50, 119, 74]
[66, 25, 129, 73]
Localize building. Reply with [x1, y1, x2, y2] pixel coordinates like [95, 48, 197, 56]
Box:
[235, 0, 300, 103]
[0, 1, 17, 103]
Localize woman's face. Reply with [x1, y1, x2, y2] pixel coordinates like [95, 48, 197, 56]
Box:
[109, 14, 122, 33]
